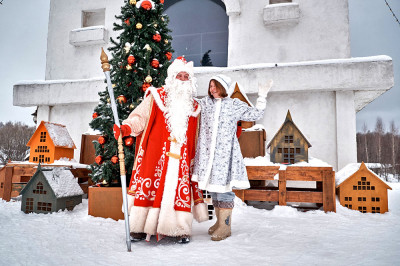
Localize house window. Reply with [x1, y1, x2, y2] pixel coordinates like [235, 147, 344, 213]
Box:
[358, 206, 367, 213]
[39, 155, 44, 163]
[353, 186, 357, 190]
[284, 135, 294, 143]
[40, 132, 46, 142]
[349, 204, 352, 209]
[361, 177, 366, 181]
[66, 200, 75, 211]
[296, 148, 301, 154]
[349, 197, 352, 201]
[37, 202, 52, 212]
[33, 157, 38, 162]
[371, 186, 375, 190]
[164, 0, 228, 67]
[45, 157, 50, 163]
[283, 148, 294, 164]
[25, 198, 34, 213]
[358, 197, 362, 202]
[0, 182, 3, 189]
[376, 197, 380, 202]
[277, 148, 282, 153]
[345, 197, 348, 201]
[33, 182, 46, 195]
[82, 9, 105, 28]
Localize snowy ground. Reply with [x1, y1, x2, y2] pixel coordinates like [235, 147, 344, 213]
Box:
[1, 185, 400, 266]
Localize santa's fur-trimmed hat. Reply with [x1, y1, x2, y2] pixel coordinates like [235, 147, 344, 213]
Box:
[167, 56, 194, 79]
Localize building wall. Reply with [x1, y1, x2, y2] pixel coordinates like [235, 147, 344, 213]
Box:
[227, 0, 350, 66]
[46, 0, 123, 80]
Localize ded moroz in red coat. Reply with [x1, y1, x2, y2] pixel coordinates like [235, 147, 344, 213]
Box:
[123, 87, 207, 237]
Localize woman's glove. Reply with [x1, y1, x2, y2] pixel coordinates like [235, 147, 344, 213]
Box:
[256, 79, 273, 109]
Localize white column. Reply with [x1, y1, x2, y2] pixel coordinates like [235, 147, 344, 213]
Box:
[36, 106, 51, 127]
[335, 91, 357, 171]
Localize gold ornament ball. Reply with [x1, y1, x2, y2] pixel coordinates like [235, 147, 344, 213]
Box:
[112, 84, 116, 88]
[107, 98, 111, 103]
[154, 23, 158, 28]
[129, 103, 135, 110]
[126, 65, 132, 70]
[129, 0, 136, 5]
[164, 39, 169, 44]
[145, 75, 153, 83]
[136, 23, 142, 29]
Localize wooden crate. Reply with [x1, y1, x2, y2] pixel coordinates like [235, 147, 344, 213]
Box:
[88, 186, 125, 221]
[80, 134, 101, 165]
[233, 166, 336, 212]
[238, 130, 266, 158]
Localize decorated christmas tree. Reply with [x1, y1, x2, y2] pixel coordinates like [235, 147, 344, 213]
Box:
[89, 0, 173, 184]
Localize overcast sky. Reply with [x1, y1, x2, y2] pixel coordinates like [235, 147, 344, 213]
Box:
[0, 0, 399, 132]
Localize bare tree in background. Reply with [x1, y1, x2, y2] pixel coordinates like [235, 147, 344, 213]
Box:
[389, 120, 399, 180]
[362, 122, 369, 163]
[374, 117, 385, 164]
[0, 121, 35, 164]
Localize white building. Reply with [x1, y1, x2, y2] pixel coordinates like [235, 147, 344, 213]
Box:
[13, 0, 394, 171]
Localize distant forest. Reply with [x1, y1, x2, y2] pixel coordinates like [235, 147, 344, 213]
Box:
[357, 117, 399, 181]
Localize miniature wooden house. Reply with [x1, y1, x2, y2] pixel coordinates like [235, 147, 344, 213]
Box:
[20, 167, 84, 214]
[27, 121, 76, 164]
[230, 83, 266, 158]
[336, 162, 391, 214]
[267, 110, 311, 164]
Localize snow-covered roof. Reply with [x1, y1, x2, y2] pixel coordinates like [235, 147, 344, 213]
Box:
[335, 162, 392, 189]
[43, 122, 76, 148]
[42, 168, 84, 198]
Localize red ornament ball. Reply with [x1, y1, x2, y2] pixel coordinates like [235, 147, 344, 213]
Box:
[128, 55, 135, 65]
[92, 112, 98, 119]
[95, 155, 103, 165]
[142, 83, 151, 92]
[111, 155, 119, 164]
[117, 95, 127, 104]
[98, 136, 106, 145]
[124, 136, 134, 146]
[152, 34, 161, 42]
[141, 0, 152, 10]
[125, 19, 130, 26]
[151, 59, 160, 68]
[165, 52, 172, 60]
[160, 0, 164, 3]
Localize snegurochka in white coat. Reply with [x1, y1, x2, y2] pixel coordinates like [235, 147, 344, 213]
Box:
[192, 74, 272, 241]
[192, 78, 272, 192]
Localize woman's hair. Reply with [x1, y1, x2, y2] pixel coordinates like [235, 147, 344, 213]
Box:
[208, 79, 228, 98]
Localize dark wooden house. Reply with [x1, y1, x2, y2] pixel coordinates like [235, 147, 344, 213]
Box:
[267, 110, 311, 164]
[336, 162, 391, 213]
[20, 166, 84, 214]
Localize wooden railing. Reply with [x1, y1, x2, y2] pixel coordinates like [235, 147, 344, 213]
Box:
[233, 166, 336, 212]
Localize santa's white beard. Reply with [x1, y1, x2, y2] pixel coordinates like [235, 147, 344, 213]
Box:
[165, 80, 194, 145]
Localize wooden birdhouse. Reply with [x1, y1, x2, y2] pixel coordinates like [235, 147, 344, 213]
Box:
[267, 110, 311, 164]
[230, 82, 254, 129]
[27, 121, 76, 164]
[336, 162, 391, 214]
[20, 166, 84, 214]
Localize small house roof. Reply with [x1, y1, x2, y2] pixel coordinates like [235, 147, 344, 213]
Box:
[27, 121, 76, 149]
[336, 162, 392, 190]
[267, 110, 312, 148]
[21, 166, 84, 198]
[42, 168, 84, 198]
[229, 82, 254, 107]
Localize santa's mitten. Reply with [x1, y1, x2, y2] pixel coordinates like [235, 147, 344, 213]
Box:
[193, 202, 209, 223]
[122, 194, 135, 215]
[113, 124, 132, 140]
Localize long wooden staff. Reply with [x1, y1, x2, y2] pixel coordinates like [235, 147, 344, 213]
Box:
[100, 48, 131, 252]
